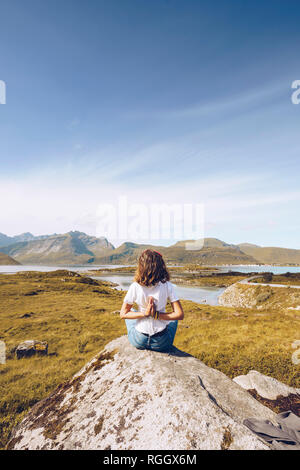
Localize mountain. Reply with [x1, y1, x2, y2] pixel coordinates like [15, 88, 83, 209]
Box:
[95, 238, 258, 265]
[0, 252, 21, 265]
[0, 232, 47, 247]
[0, 233, 11, 247]
[0, 231, 114, 265]
[3, 230, 300, 265]
[238, 243, 300, 265]
[0, 235, 257, 266]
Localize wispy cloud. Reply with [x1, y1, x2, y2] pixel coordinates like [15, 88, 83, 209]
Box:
[125, 80, 288, 121]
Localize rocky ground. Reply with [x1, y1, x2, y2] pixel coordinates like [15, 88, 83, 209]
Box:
[6, 336, 277, 450]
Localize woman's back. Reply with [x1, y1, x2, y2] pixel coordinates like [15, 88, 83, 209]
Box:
[124, 280, 179, 336]
[120, 249, 184, 351]
[124, 280, 178, 313]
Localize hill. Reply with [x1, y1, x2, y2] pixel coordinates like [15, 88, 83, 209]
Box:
[0, 235, 258, 266]
[0, 231, 114, 265]
[95, 238, 258, 265]
[0, 252, 20, 265]
[3, 230, 300, 265]
[238, 243, 300, 265]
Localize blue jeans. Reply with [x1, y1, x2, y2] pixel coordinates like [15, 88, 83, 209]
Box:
[125, 319, 178, 352]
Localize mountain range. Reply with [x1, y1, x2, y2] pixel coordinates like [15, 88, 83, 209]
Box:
[0, 231, 299, 266]
[0, 231, 113, 265]
[0, 232, 52, 247]
[95, 239, 258, 265]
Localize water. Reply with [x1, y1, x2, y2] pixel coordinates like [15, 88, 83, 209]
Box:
[1, 264, 299, 275]
[93, 274, 225, 306]
[219, 265, 300, 274]
[0, 264, 130, 274]
[1, 263, 299, 306]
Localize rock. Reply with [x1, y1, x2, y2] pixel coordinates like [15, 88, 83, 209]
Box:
[75, 276, 100, 286]
[218, 283, 263, 308]
[19, 312, 35, 319]
[23, 290, 39, 296]
[16, 340, 48, 360]
[219, 282, 300, 310]
[7, 336, 277, 450]
[233, 370, 300, 400]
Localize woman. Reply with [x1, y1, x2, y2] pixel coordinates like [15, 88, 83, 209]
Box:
[120, 249, 184, 352]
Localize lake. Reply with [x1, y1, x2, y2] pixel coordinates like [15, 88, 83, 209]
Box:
[92, 273, 225, 306]
[0, 264, 224, 306]
[0, 264, 129, 274]
[1, 263, 299, 306]
[219, 265, 300, 274]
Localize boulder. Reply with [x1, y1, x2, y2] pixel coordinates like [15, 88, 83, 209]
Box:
[218, 283, 258, 308]
[233, 370, 300, 400]
[0, 341, 5, 364]
[8, 336, 278, 450]
[16, 340, 48, 360]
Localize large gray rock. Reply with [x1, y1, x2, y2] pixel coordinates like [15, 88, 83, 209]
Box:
[8, 336, 277, 450]
[16, 340, 48, 359]
[219, 283, 258, 308]
[233, 370, 300, 400]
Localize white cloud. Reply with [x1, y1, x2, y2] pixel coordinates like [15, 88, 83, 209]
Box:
[1, 167, 299, 248]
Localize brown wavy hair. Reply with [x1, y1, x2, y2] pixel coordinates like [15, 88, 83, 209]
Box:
[134, 249, 170, 287]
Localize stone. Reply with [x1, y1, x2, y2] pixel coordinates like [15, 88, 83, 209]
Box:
[19, 312, 35, 319]
[233, 370, 300, 400]
[16, 340, 48, 360]
[8, 336, 278, 450]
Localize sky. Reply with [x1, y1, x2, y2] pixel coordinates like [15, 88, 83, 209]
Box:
[0, 0, 300, 248]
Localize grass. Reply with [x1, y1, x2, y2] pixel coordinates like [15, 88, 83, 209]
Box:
[252, 272, 300, 286]
[174, 300, 299, 386]
[171, 273, 248, 287]
[0, 270, 126, 449]
[0, 270, 299, 449]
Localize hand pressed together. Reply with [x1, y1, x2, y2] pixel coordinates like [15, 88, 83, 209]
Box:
[144, 296, 156, 317]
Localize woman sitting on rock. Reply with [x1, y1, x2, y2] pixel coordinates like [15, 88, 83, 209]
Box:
[120, 249, 184, 352]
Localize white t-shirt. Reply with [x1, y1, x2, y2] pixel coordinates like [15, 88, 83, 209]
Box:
[124, 281, 179, 336]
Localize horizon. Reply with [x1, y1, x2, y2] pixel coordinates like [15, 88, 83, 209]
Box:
[1, 1, 300, 249]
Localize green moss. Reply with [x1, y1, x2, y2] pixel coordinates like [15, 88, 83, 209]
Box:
[221, 427, 233, 450]
[94, 416, 104, 435]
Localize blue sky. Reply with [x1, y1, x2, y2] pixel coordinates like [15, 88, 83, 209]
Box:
[0, 0, 300, 248]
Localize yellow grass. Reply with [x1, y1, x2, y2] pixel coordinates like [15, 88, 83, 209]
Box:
[0, 270, 299, 449]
